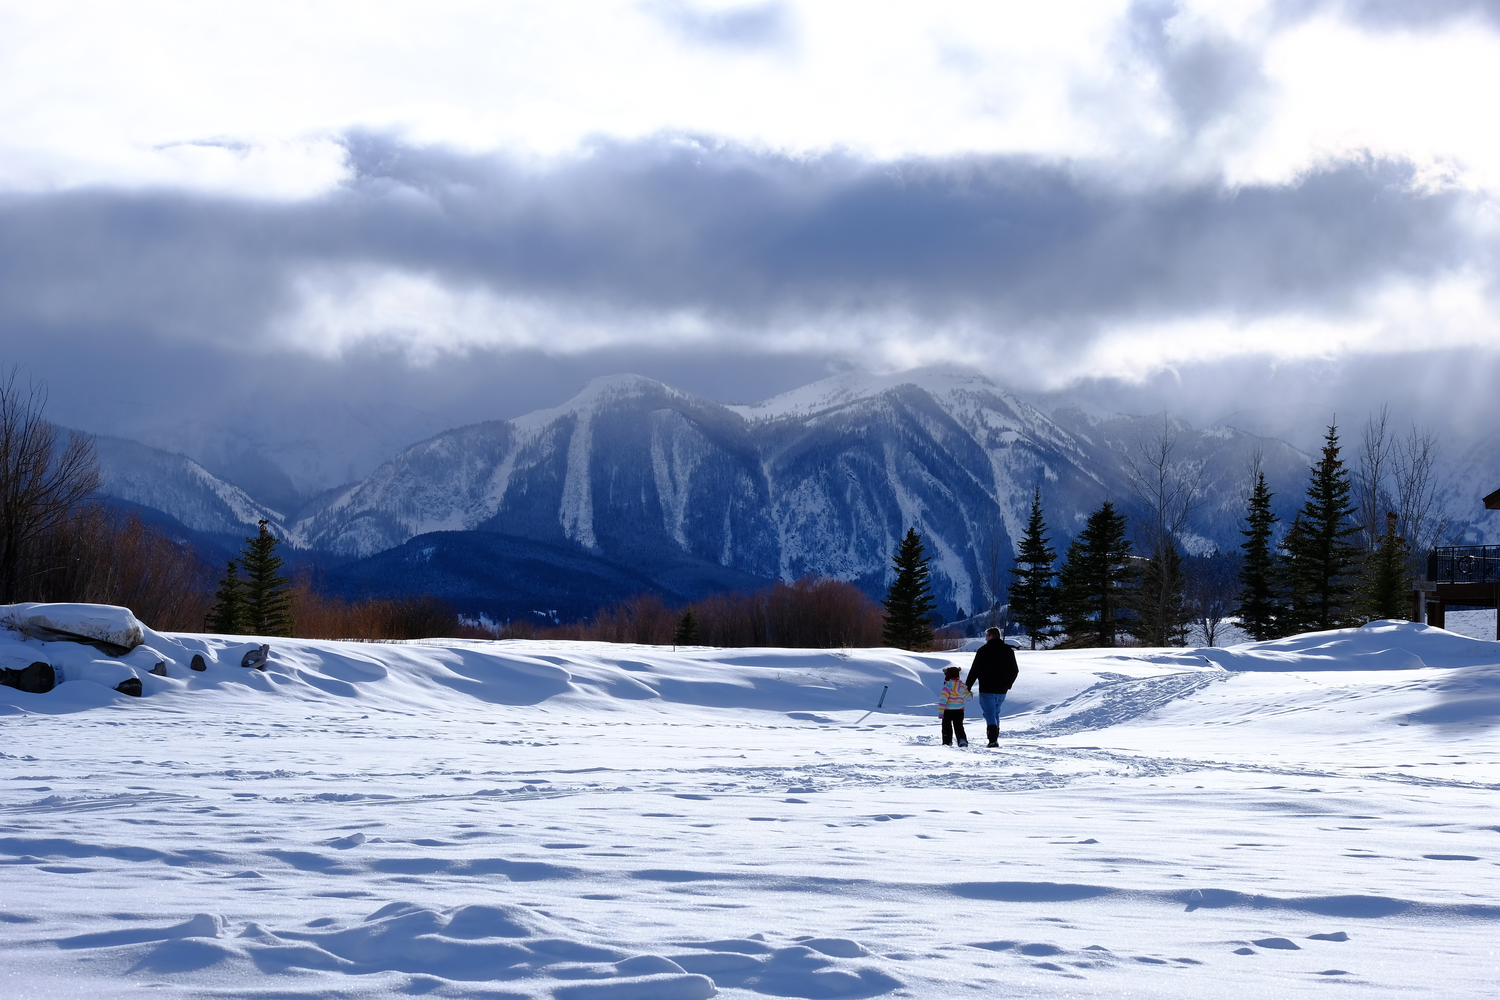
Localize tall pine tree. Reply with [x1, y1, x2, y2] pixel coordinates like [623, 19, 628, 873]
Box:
[1282, 425, 1362, 633]
[1008, 487, 1057, 649]
[1237, 471, 1280, 640]
[1057, 501, 1136, 647]
[882, 527, 938, 650]
[240, 520, 295, 637]
[206, 559, 248, 634]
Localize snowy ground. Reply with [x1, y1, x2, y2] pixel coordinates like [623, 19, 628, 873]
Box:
[2, 617, 1499, 999]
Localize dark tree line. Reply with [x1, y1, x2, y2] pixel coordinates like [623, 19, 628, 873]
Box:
[1236, 424, 1418, 638]
[1007, 421, 1432, 648]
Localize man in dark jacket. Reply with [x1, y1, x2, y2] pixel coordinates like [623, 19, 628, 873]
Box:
[966, 627, 1019, 747]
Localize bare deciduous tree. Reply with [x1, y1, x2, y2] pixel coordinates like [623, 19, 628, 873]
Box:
[1128, 414, 1205, 555]
[1243, 446, 1265, 505]
[29, 505, 214, 630]
[1186, 552, 1240, 647]
[1355, 405, 1449, 574]
[0, 366, 101, 602]
[1355, 405, 1394, 552]
[1127, 415, 1204, 647]
[1391, 423, 1448, 569]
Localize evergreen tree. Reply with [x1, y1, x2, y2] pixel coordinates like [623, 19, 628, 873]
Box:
[1277, 514, 1311, 636]
[1056, 501, 1136, 647]
[1132, 542, 1190, 646]
[206, 559, 248, 634]
[1008, 487, 1057, 649]
[1364, 513, 1411, 621]
[882, 527, 937, 650]
[1237, 471, 1281, 640]
[1282, 426, 1362, 632]
[240, 520, 295, 637]
[673, 609, 701, 646]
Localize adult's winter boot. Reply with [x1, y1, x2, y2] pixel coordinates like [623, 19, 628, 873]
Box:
[986, 725, 999, 747]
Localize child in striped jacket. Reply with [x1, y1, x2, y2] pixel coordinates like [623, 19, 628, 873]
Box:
[938, 665, 972, 747]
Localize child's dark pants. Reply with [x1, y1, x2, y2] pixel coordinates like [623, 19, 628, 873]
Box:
[941, 709, 968, 746]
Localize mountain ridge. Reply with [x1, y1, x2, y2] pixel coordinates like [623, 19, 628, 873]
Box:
[287, 371, 1309, 616]
[91, 368, 1491, 622]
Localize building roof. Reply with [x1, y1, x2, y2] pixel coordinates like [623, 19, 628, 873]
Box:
[1486, 487, 1500, 511]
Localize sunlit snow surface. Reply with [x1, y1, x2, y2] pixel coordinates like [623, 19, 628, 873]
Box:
[2, 620, 1498, 998]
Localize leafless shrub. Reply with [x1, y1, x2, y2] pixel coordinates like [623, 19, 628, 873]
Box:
[494, 576, 887, 648]
[291, 578, 464, 640]
[23, 505, 214, 631]
[0, 366, 101, 602]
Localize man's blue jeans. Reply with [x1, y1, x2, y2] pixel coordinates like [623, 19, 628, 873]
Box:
[978, 692, 1006, 727]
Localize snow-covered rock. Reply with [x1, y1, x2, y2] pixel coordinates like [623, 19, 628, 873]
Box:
[3, 602, 146, 651]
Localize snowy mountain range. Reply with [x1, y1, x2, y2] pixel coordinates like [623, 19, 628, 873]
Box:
[92, 435, 287, 541]
[88, 370, 1356, 619]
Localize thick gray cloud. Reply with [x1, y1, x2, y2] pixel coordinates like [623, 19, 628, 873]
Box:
[0, 136, 1480, 345]
[328, 136, 1485, 330]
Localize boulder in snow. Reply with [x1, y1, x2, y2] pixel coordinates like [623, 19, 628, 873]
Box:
[2, 603, 146, 655]
[0, 660, 55, 694]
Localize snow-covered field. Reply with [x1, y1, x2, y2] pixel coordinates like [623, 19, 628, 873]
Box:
[3, 615, 1499, 998]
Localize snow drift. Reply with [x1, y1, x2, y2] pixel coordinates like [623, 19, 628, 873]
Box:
[3, 605, 1499, 999]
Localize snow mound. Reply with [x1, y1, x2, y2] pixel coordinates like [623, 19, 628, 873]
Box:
[1203, 620, 1500, 672]
[3, 602, 146, 651]
[53, 901, 720, 997]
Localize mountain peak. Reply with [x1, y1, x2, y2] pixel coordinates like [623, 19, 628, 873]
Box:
[511, 374, 683, 433]
[729, 366, 1003, 421]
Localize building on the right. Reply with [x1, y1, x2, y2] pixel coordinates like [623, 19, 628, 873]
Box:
[1421, 487, 1500, 636]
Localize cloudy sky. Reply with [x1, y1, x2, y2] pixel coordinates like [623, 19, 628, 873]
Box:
[3, 0, 1498, 497]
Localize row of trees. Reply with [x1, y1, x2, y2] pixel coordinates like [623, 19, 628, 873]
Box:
[1236, 425, 1418, 639]
[1006, 418, 1441, 648]
[1006, 493, 1153, 648]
